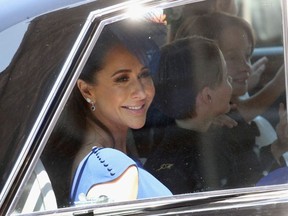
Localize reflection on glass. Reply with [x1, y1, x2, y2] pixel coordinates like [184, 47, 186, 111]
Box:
[144, 0, 286, 195]
[144, 1, 287, 194]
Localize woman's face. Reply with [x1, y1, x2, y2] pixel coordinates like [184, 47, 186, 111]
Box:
[90, 44, 155, 130]
[218, 26, 252, 97]
[209, 53, 233, 115]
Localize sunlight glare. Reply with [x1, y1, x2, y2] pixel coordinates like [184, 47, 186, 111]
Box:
[126, 4, 148, 20]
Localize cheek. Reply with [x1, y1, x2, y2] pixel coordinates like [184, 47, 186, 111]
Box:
[220, 85, 232, 103]
[227, 83, 233, 96]
[100, 88, 124, 107]
[226, 62, 237, 78]
[150, 84, 155, 99]
[221, 87, 232, 112]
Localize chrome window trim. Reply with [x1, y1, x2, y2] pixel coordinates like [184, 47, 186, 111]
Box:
[13, 184, 288, 215]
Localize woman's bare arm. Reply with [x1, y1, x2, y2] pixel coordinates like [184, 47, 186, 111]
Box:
[86, 166, 138, 202]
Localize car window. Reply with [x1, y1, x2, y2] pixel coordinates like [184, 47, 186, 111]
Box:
[4, 0, 287, 215]
[236, 0, 282, 47]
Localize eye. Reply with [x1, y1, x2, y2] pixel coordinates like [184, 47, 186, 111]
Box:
[115, 75, 129, 83]
[138, 69, 151, 79]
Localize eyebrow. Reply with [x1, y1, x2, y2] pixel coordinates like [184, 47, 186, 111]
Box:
[111, 66, 148, 77]
[111, 69, 132, 77]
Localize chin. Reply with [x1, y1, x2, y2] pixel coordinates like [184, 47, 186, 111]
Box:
[130, 122, 146, 130]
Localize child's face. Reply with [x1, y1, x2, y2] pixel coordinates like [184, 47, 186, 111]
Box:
[209, 52, 233, 116]
[218, 26, 252, 97]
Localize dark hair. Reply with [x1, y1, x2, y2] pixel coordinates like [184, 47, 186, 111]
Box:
[175, 12, 255, 54]
[68, 26, 125, 150]
[153, 36, 224, 120]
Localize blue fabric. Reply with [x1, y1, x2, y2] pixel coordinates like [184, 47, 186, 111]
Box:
[256, 167, 288, 186]
[70, 147, 171, 204]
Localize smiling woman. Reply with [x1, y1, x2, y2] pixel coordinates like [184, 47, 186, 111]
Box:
[41, 20, 171, 207]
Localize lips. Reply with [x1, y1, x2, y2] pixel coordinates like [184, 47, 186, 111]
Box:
[123, 104, 144, 110]
[232, 77, 248, 84]
[121, 104, 146, 113]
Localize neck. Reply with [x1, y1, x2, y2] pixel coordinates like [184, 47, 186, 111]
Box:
[175, 115, 212, 132]
[86, 118, 128, 153]
[109, 127, 128, 153]
[175, 101, 215, 132]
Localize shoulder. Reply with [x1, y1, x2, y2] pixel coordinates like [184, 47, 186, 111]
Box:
[84, 147, 136, 176]
[73, 147, 137, 187]
[70, 147, 138, 203]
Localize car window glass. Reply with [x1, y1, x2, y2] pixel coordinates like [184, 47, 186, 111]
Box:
[236, 0, 282, 47]
[10, 0, 287, 214]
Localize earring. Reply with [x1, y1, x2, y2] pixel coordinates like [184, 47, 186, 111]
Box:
[91, 103, 96, 111]
[86, 98, 96, 111]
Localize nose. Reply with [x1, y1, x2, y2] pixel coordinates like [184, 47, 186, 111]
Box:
[131, 79, 147, 100]
[240, 57, 252, 75]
